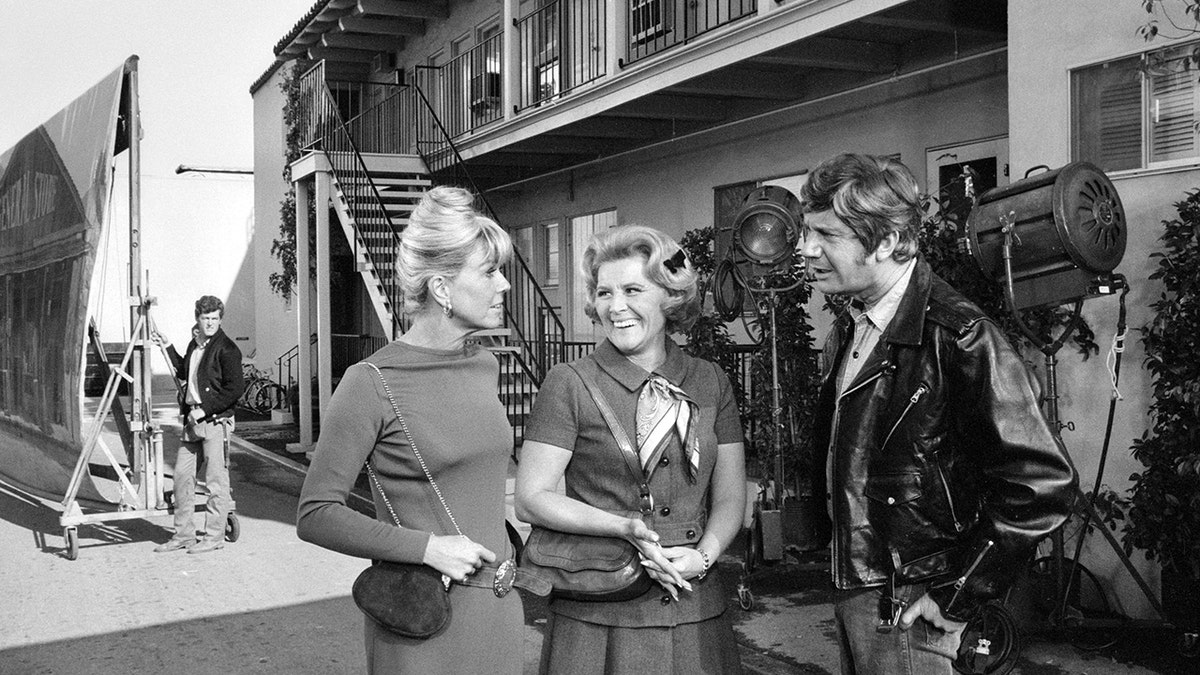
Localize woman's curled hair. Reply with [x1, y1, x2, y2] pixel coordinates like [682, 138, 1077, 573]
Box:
[581, 225, 700, 334]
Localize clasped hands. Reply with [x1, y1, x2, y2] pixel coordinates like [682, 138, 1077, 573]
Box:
[624, 518, 705, 602]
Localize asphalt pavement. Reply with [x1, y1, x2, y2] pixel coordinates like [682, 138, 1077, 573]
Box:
[0, 401, 1192, 674]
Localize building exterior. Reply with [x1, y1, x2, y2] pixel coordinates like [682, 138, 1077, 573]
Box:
[250, 0, 1200, 620]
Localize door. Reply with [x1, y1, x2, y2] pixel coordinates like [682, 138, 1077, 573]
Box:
[925, 136, 1009, 228]
[567, 209, 618, 342]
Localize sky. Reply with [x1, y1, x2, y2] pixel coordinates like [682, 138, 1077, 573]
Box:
[0, 1, 318, 179]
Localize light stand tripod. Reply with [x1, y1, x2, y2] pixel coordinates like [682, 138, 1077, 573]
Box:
[996, 219, 1168, 630]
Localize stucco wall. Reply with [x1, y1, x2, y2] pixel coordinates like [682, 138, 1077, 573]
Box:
[1008, 0, 1200, 620]
[251, 63, 304, 382]
[490, 53, 1008, 344]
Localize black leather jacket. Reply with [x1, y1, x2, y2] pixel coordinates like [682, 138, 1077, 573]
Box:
[813, 260, 1076, 621]
[165, 328, 244, 422]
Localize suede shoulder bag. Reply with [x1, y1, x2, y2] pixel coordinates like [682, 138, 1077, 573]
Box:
[519, 362, 655, 602]
[351, 362, 458, 639]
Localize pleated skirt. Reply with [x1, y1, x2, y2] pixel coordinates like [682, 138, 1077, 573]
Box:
[538, 610, 743, 675]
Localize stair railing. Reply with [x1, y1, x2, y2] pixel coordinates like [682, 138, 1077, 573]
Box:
[409, 68, 574, 384]
[298, 61, 406, 337]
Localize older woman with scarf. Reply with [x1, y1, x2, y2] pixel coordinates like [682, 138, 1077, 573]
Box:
[516, 225, 747, 674]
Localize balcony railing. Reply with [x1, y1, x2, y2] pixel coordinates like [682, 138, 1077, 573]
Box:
[423, 34, 505, 140]
[516, 0, 607, 112]
[626, 0, 757, 65]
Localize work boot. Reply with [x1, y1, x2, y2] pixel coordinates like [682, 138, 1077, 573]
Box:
[153, 537, 195, 553]
[187, 538, 225, 555]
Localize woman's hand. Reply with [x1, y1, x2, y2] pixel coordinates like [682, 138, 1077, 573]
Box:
[623, 519, 692, 600]
[421, 534, 496, 583]
[641, 546, 707, 581]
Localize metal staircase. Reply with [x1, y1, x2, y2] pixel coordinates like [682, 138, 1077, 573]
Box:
[294, 61, 583, 447]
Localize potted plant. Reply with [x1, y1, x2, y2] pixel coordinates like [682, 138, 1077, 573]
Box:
[679, 227, 826, 551]
[1124, 189, 1200, 631]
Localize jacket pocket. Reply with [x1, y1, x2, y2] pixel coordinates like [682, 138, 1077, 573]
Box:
[864, 472, 923, 507]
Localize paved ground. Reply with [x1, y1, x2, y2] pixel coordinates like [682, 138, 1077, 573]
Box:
[0, 407, 1194, 674]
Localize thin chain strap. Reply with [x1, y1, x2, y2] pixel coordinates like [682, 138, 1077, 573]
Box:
[363, 362, 463, 537]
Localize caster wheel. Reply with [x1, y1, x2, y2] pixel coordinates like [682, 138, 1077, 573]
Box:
[738, 586, 754, 611]
[1177, 631, 1200, 659]
[63, 527, 79, 561]
[225, 512, 240, 542]
[954, 601, 1019, 675]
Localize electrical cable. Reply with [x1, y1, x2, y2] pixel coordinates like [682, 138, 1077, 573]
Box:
[1060, 275, 1130, 633]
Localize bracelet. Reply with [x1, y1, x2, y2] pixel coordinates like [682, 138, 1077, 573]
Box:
[696, 548, 711, 580]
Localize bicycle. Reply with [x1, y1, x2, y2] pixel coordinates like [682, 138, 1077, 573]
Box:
[238, 363, 288, 415]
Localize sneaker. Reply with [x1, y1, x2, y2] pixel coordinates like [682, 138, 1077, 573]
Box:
[187, 538, 225, 555]
[153, 538, 195, 553]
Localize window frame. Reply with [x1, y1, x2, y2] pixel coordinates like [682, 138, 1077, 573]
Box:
[1071, 39, 1200, 173]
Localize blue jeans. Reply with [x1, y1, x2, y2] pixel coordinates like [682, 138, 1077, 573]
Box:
[171, 418, 234, 542]
[833, 583, 962, 675]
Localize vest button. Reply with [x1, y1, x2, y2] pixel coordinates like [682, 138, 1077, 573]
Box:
[887, 497, 896, 505]
[686, 529, 696, 539]
[660, 456, 670, 466]
[660, 506, 671, 516]
[661, 595, 672, 605]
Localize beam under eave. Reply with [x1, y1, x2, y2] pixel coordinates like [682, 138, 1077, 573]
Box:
[750, 36, 899, 74]
[339, 16, 426, 36]
[858, 15, 1004, 40]
[358, 0, 449, 20]
[667, 69, 805, 101]
[322, 32, 405, 52]
[307, 46, 379, 64]
[605, 94, 729, 121]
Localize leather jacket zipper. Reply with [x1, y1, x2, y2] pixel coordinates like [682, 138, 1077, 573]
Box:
[880, 384, 927, 450]
[936, 460, 963, 532]
[944, 539, 995, 608]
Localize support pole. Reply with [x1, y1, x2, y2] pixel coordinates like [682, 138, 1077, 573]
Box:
[295, 180, 314, 448]
[315, 173, 333, 432]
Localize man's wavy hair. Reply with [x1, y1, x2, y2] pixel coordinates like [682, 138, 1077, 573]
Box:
[581, 225, 701, 334]
[799, 153, 922, 262]
[194, 295, 224, 318]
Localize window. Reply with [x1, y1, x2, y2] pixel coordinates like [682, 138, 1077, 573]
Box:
[631, 0, 668, 43]
[545, 223, 560, 286]
[1072, 42, 1200, 171]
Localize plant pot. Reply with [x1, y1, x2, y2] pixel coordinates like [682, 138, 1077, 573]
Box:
[782, 495, 831, 552]
[1162, 566, 1200, 632]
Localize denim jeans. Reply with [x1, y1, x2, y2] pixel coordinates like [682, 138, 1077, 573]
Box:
[833, 583, 962, 675]
[171, 418, 234, 542]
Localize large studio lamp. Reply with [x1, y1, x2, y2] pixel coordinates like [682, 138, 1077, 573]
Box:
[961, 161, 1126, 311]
[729, 186, 804, 538]
[733, 185, 802, 271]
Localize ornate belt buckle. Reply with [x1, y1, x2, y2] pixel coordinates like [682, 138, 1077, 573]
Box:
[493, 558, 516, 597]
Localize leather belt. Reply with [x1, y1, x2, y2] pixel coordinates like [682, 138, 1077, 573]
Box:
[455, 559, 552, 597]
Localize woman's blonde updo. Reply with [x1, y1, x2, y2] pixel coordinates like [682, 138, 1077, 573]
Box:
[396, 186, 513, 312]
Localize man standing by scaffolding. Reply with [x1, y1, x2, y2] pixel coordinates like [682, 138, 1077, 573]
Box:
[150, 295, 244, 554]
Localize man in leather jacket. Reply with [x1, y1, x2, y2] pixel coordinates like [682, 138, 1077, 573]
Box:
[151, 295, 244, 554]
[796, 154, 1076, 673]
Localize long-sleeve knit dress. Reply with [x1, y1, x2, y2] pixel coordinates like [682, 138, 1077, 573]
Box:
[297, 340, 523, 674]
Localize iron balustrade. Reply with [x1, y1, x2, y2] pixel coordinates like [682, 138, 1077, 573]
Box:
[421, 34, 505, 140]
[625, 0, 757, 65]
[298, 62, 406, 337]
[406, 76, 575, 387]
[515, 0, 608, 112]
